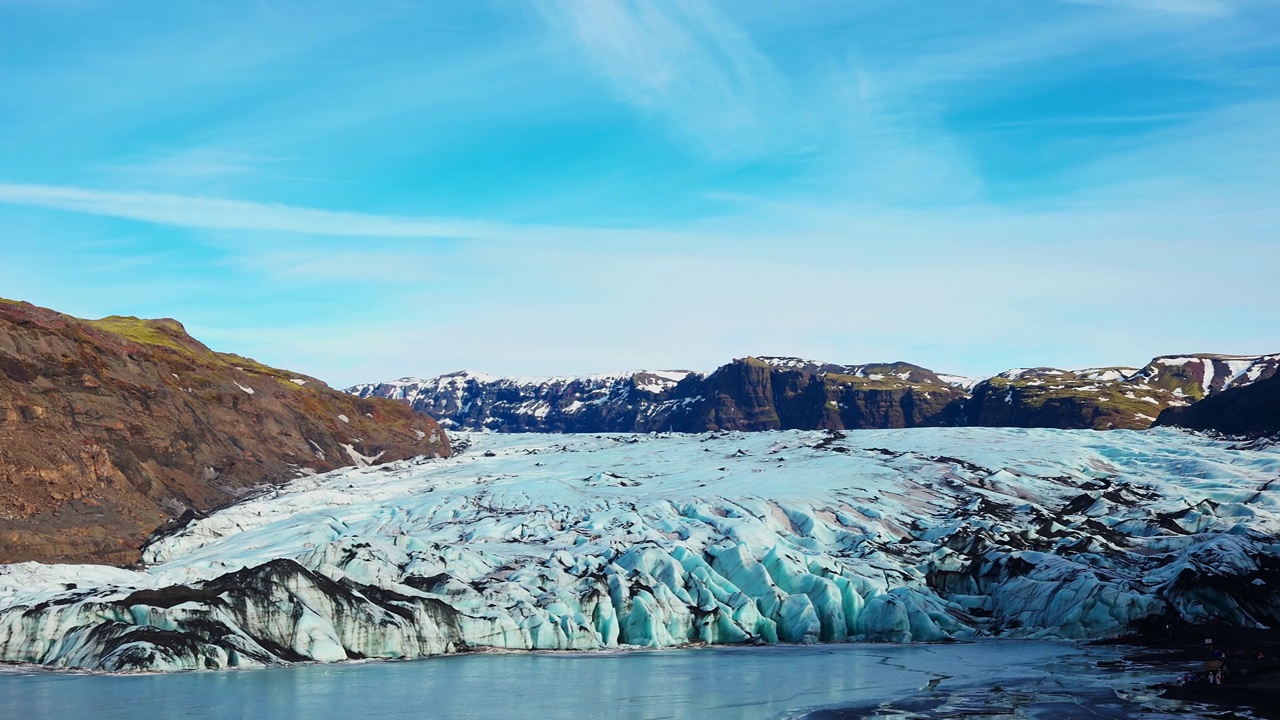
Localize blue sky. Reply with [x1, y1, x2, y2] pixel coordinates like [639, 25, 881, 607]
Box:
[1, 0, 1277, 386]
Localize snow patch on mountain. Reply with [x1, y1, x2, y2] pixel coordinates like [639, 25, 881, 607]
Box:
[1079, 368, 1135, 382]
[935, 373, 982, 390]
[1128, 354, 1280, 396]
[632, 370, 693, 394]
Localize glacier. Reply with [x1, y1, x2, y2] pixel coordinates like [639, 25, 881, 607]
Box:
[2, 427, 1279, 672]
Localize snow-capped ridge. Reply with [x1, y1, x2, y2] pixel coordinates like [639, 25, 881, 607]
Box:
[1128, 353, 1280, 396]
[351, 351, 1278, 434]
[348, 367, 708, 433]
[351, 358, 973, 432]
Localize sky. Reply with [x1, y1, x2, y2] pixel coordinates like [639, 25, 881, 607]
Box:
[0, 0, 1277, 387]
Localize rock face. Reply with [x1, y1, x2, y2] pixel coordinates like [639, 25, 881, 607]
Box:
[349, 357, 971, 433]
[1157, 372, 1280, 436]
[0, 299, 450, 565]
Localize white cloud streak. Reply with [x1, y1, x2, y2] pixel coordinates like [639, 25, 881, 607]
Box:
[0, 183, 704, 245]
[0, 183, 483, 238]
[539, 0, 787, 157]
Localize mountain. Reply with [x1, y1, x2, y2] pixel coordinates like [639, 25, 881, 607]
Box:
[3, 428, 1278, 671]
[963, 354, 1280, 430]
[352, 353, 1278, 433]
[0, 298, 450, 565]
[350, 369, 700, 433]
[348, 357, 972, 433]
[1157, 371, 1280, 436]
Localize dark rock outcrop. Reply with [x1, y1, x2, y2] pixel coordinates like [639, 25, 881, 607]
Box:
[0, 298, 450, 565]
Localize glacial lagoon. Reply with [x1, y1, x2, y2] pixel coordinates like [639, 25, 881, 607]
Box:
[0, 641, 1213, 720]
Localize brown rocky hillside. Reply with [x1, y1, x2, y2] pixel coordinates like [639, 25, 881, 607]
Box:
[0, 298, 449, 565]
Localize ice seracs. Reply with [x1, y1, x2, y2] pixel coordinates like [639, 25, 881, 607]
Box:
[2, 428, 1279, 672]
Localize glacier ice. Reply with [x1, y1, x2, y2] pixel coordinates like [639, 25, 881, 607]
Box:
[2, 427, 1280, 672]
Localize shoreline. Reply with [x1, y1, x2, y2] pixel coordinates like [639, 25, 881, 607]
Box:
[1101, 623, 1280, 719]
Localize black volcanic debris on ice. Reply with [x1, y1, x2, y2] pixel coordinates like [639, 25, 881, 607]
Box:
[350, 353, 1280, 435]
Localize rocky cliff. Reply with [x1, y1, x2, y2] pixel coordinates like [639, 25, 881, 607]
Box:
[0, 298, 450, 565]
[349, 357, 970, 433]
[689, 358, 968, 431]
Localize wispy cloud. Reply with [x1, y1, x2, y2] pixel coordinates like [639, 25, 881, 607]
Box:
[0, 182, 712, 245]
[1064, 0, 1235, 16]
[538, 0, 787, 157]
[0, 183, 479, 238]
